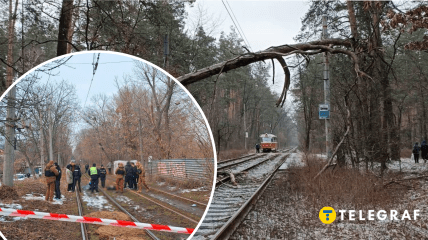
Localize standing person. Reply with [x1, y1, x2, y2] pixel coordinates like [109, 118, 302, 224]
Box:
[421, 140, 428, 163]
[131, 162, 138, 190]
[115, 163, 126, 193]
[73, 165, 82, 192]
[54, 162, 62, 200]
[255, 143, 260, 153]
[99, 165, 107, 188]
[106, 162, 112, 175]
[413, 142, 421, 163]
[136, 162, 150, 192]
[124, 161, 133, 189]
[44, 160, 59, 202]
[85, 163, 89, 174]
[89, 163, 99, 193]
[66, 164, 73, 192]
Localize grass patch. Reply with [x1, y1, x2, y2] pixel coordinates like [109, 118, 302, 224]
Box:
[289, 155, 409, 210]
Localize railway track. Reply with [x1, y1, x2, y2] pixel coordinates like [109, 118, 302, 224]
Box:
[193, 148, 296, 239]
[216, 148, 293, 187]
[79, 174, 201, 239]
[78, 175, 160, 240]
[75, 190, 89, 240]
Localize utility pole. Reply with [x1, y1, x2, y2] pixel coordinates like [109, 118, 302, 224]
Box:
[39, 110, 45, 174]
[3, 86, 16, 186]
[322, 15, 332, 158]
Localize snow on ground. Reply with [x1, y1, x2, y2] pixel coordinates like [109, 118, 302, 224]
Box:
[280, 151, 305, 169]
[81, 186, 113, 210]
[157, 182, 166, 186]
[22, 194, 66, 205]
[180, 186, 206, 193]
[0, 203, 23, 223]
[115, 195, 132, 203]
[388, 157, 428, 173]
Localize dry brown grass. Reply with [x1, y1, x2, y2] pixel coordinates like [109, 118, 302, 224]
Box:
[218, 149, 250, 161]
[289, 155, 409, 210]
[401, 148, 412, 158]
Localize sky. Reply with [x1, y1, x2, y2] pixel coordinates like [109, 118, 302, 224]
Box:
[37, 52, 137, 107]
[186, 0, 311, 106]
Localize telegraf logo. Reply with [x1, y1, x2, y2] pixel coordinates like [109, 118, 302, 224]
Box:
[319, 207, 420, 224]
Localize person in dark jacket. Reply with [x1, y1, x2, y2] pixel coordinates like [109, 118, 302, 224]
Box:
[85, 163, 89, 174]
[45, 160, 59, 202]
[107, 162, 112, 174]
[413, 142, 421, 163]
[89, 163, 99, 193]
[73, 165, 82, 192]
[131, 162, 138, 190]
[99, 165, 107, 188]
[54, 162, 62, 200]
[124, 161, 134, 189]
[421, 140, 428, 163]
[255, 143, 260, 153]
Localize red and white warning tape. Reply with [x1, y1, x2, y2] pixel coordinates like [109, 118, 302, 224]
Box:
[0, 208, 193, 234]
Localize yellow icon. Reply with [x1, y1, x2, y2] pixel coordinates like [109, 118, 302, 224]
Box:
[319, 207, 336, 224]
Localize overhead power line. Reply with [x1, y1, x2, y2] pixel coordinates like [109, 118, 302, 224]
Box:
[83, 53, 100, 107]
[221, 0, 253, 52]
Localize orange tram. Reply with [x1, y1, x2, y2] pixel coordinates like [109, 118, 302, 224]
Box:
[259, 133, 278, 152]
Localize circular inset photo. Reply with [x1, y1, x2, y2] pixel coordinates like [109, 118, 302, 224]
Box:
[0, 51, 216, 240]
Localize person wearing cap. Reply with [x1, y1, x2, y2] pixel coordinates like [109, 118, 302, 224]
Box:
[54, 162, 62, 200]
[115, 163, 126, 193]
[89, 163, 99, 193]
[99, 164, 107, 188]
[45, 160, 59, 202]
[72, 164, 82, 192]
[136, 162, 149, 192]
[66, 164, 73, 192]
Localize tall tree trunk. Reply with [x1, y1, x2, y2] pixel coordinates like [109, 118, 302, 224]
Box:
[3, 0, 19, 187]
[57, 0, 74, 56]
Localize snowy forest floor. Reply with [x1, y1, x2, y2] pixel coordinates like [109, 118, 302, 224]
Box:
[231, 152, 428, 240]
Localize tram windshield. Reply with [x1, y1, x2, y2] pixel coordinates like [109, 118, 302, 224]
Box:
[261, 137, 271, 142]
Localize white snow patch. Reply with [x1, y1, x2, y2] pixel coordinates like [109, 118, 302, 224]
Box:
[115, 195, 132, 203]
[157, 182, 166, 186]
[167, 186, 177, 191]
[21, 194, 66, 205]
[280, 152, 304, 169]
[82, 194, 112, 210]
[180, 187, 205, 193]
[0, 203, 22, 209]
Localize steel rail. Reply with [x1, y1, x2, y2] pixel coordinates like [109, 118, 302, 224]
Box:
[127, 189, 199, 224]
[75, 190, 88, 240]
[217, 153, 256, 164]
[83, 175, 160, 240]
[217, 154, 262, 171]
[216, 153, 280, 188]
[148, 187, 207, 207]
[212, 151, 293, 239]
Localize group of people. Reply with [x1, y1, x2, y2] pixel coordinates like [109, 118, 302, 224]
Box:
[44, 160, 149, 201]
[413, 140, 428, 163]
[115, 161, 149, 193]
[88, 163, 107, 193]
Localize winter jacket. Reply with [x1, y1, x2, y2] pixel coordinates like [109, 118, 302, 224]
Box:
[45, 161, 59, 184]
[413, 145, 421, 154]
[421, 141, 428, 154]
[73, 165, 82, 179]
[115, 166, 126, 179]
[99, 167, 107, 178]
[66, 168, 73, 184]
[136, 165, 145, 178]
[55, 165, 62, 181]
[132, 166, 138, 177]
[89, 166, 99, 179]
[125, 162, 133, 177]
